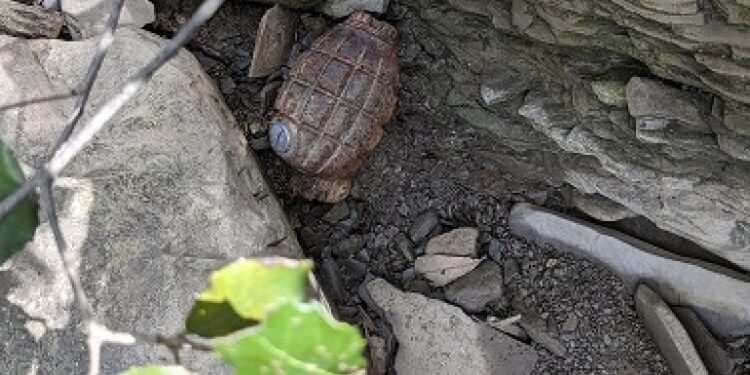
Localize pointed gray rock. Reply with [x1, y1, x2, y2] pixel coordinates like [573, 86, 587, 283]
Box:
[248, 5, 297, 78]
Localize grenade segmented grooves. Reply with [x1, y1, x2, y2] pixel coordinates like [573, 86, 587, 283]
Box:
[272, 11, 399, 179]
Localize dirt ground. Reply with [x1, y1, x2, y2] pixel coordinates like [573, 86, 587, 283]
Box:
[146, 2, 714, 374]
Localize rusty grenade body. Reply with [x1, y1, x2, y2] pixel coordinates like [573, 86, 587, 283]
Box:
[270, 11, 399, 203]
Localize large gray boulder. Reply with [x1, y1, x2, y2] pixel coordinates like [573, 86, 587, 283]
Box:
[0, 28, 301, 374]
[400, 0, 750, 271]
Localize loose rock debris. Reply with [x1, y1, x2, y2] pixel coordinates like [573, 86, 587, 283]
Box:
[145, 2, 750, 374]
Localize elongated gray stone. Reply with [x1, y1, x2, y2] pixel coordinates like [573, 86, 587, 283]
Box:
[674, 307, 736, 375]
[509, 203, 750, 338]
[635, 285, 709, 375]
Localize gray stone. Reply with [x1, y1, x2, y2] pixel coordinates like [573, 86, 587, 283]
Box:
[561, 313, 579, 332]
[487, 315, 528, 340]
[393, 232, 414, 261]
[673, 307, 736, 375]
[321, 257, 345, 302]
[248, 5, 296, 78]
[366, 278, 538, 375]
[486, 1, 512, 30]
[333, 235, 364, 258]
[408, 209, 439, 243]
[219, 76, 236, 94]
[0, 28, 301, 374]
[716, 131, 750, 161]
[444, 261, 504, 313]
[341, 258, 368, 281]
[397, 201, 409, 216]
[487, 238, 503, 262]
[571, 191, 636, 222]
[424, 227, 479, 257]
[519, 313, 567, 357]
[591, 81, 628, 107]
[626, 77, 710, 133]
[509, 203, 750, 338]
[480, 67, 529, 106]
[635, 285, 709, 375]
[323, 202, 350, 224]
[503, 257, 520, 284]
[319, 0, 389, 18]
[62, 0, 155, 40]
[415, 255, 482, 287]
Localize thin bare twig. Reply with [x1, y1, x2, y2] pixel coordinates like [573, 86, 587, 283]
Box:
[51, 0, 126, 153]
[0, 90, 77, 112]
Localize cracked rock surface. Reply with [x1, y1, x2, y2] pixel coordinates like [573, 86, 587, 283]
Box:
[0, 28, 300, 375]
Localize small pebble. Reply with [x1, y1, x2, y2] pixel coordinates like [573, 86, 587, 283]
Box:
[220, 76, 236, 94]
[503, 258, 520, 284]
[341, 259, 368, 281]
[323, 202, 350, 224]
[562, 313, 579, 332]
[488, 238, 503, 262]
[398, 201, 410, 216]
[409, 209, 440, 243]
[333, 235, 363, 259]
[393, 232, 414, 261]
[401, 268, 417, 284]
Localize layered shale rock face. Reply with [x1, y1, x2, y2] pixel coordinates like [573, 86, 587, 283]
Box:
[400, 0, 750, 270]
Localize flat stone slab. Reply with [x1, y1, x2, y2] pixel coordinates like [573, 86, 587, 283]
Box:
[0, 28, 301, 374]
[415, 255, 482, 287]
[425, 227, 479, 257]
[248, 5, 296, 78]
[509, 203, 750, 338]
[635, 285, 709, 375]
[366, 278, 538, 375]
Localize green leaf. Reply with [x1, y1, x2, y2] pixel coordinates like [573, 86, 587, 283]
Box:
[186, 300, 257, 338]
[0, 140, 39, 264]
[117, 365, 198, 375]
[186, 258, 313, 336]
[214, 302, 367, 375]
